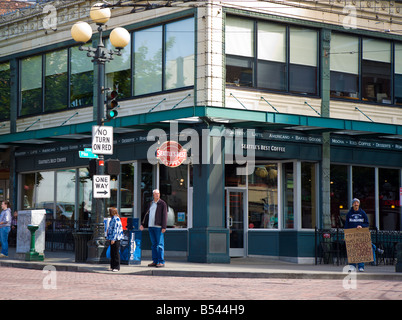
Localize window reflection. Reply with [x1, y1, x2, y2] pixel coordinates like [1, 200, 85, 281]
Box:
[353, 166, 375, 227]
[105, 38, 131, 98]
[20, 55, 42, 116]
[330, 164, 348, 228]
[70, 43, 93, 107]
[379, 168, 400, 231]
[283, 162, 294, 229]
[134, 26, 163, 96]
[0, 62, 10, 120]
[45, 49, 68, 112]
[165, 18, 194, 90]
[248, 164, 278, 229]
[159, 165, 188, 228]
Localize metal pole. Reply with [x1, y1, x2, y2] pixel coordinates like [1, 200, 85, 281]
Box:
[87, 24, 108, 263]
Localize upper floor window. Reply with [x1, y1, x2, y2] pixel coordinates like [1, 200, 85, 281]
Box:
[395, 43, 402, 106]
[330, 32, 400, 106]
[330, 33, 359, 100]
[16, 16, 194, 118]
[70, 43, 94, 108]
[133, 17, 194, 96]
[225, 16, 319, 96]
[362, 38, 391, 104]
[20, 55, 42, 116]
[45, 49, 68, 112]
[0, 62, 10, 120]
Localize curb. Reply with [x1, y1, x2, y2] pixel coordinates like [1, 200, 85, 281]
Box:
[1, 260, 401, 281]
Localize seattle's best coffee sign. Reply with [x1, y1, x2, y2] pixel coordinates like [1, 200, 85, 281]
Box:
[156, 141, 187, 168]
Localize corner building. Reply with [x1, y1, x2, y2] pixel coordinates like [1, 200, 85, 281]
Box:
[0, 0, 401, 263]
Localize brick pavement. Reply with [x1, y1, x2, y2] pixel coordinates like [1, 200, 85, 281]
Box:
[0, 266, 401, 300]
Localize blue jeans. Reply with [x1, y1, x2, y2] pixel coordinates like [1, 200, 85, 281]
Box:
[148, 227, 165, 264]
[0, 227, 10, 256]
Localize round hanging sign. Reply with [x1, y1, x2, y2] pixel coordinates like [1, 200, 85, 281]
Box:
[156, 141, 187, 167]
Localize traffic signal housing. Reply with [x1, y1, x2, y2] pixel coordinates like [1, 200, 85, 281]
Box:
[106, 159, 120, 180]
[106, 90, 119, 121]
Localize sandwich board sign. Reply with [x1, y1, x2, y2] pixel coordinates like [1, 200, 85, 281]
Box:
[92, 126, 113, 155]
[93, 175, 110, 198]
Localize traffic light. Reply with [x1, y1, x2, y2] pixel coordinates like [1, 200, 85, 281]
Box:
[88, 159, 97, 179]
[106, 90, 119, 121]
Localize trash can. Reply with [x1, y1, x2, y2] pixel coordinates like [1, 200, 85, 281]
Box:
[73, 232, 93, 262]
[120, 218, 142, 265]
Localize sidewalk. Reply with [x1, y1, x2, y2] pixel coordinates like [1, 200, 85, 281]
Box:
[1, 248, 401, 281]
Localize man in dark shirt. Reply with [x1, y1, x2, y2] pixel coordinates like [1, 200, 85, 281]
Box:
[140, 189, 168, 267]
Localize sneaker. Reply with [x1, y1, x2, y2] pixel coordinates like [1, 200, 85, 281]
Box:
[0, 254, 8, 258]
[148, 262, 157, 267]
[358, 267, 364, 272]
[156, 263, 165, 268]
[112, 269, 119, 272]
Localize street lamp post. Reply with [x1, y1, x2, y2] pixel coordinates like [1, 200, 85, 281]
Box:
[71, 3, 129, 263]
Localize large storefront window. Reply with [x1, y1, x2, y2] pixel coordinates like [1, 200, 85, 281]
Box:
[379, 168, 400, 231]
[0, 62, 10, 120]
[159, 165, 188, 228]
[301, 162, 317, 229]
[20, 173, 36, 209]
[119, 163, 135, 217]
[248, 164, 278, 229]
[55, 169, 75, 220]
[20, 55, 42, 116]
[35, 171, 55, 216]
[78, 168, 92, 222]
[45, 49, 68, 112]
[330, 164, 348, 228]
[330, 33, 359, 99]
[283, 162, 294, 229]
[353, 166, 375, 227]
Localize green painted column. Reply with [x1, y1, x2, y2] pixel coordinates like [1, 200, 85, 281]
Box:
[188, 125, 230, 263]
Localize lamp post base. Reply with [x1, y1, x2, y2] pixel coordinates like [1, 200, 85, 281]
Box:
[25, 251, 44, 261]
[87, 240, 109, 264]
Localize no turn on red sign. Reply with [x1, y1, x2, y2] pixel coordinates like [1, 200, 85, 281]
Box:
[92, 125, 113, 155]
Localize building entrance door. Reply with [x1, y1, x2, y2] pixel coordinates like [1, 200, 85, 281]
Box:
[226, 188, 246, 257]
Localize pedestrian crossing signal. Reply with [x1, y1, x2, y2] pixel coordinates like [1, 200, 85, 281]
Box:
[106, 90, 119, 121]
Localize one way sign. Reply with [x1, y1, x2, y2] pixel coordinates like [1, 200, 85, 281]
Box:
[93, 175, 110, 198]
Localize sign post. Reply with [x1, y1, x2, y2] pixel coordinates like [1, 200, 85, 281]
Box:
[87, 125, 113, 263]
[344, 228, 373, 264]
